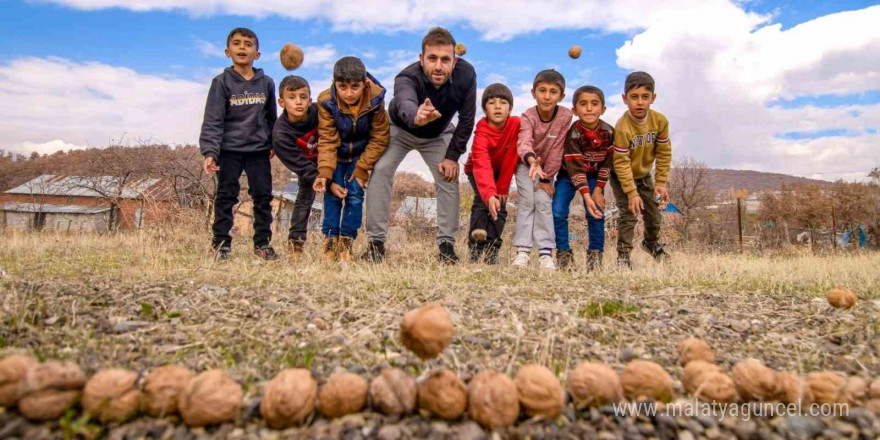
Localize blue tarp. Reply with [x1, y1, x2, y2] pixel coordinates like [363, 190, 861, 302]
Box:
[663, 202, 683, 214]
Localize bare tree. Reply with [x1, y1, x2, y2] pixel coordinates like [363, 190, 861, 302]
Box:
[668, 157, 713, 238]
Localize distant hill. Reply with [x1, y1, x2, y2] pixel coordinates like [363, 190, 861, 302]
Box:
[705, 168, 833, 193]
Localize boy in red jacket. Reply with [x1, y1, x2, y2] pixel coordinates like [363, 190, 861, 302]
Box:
[463, 83, 520, 264]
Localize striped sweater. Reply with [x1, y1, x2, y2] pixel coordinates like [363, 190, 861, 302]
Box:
[562, 119, 614, 194]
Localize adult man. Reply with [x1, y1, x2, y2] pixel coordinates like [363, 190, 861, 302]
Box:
[362, 27, 477, 264]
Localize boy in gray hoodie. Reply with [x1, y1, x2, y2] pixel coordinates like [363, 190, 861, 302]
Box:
[199, 27, 278, 260]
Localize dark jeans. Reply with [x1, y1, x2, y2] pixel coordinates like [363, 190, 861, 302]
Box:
[467, 173, 507, 247]
[213, 150, 273, 249]
[289, 181, 316, 242]
[322, 161, 365, 239]
[553, 171, 605, 252]
[610, 173, 662, 254]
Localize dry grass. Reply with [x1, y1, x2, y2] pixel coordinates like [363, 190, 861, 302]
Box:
[0, 227, 878, 399]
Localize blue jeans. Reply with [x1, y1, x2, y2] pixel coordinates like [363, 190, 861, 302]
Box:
[322, 161, 365, 239]
[552, 172, 605, 252]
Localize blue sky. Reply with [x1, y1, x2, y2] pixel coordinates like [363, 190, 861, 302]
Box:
[2, 0, 878, 182]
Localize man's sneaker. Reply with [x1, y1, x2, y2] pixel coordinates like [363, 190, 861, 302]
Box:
[586, 250, 603, 272]
[254, 245, 279, 261]
[511, 251, 530, 267]
[322, 237, 338, 263]
[617, 252, 632, 270]
[213, 246, 231, 261]
[470, 228, 488, 241]
[538, 254, 557, 270]
[438, 241, 460, 265]
[287, 239, 305, 259]
[361, 240, 386, 263]
[556, 250, 574, 270]
[641, 240, 671, 261]
[338, 236, 354, 263]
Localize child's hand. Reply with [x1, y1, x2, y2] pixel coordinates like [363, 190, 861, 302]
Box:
[414, 98, 442, 127]
[330, 182, 348, 199]
[203, 157, 220, 175]
[654, 185, 669, 209]
[351, 176, 366, 189]
[487, 196, 501, 221]
[537, 181, 555, 197]
[498, 194, 508, 205]
[268, 149, 276, 159]
[628, 195, 644, 215]
[313, 177, 327, 192]
[584, 193, 603, 219]
[592, 187, 606, 211]
[528, 157, 546, 181]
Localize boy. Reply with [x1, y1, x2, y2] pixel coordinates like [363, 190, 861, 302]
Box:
[611, 71, 672, 269]
[200, 27, 278, 261]
[560, 85, 612, 271]
[463, 83, 520, 264]
[314, 56, 390, 262]
[272, 75, 319, 258]
[513, 69, 573, 270]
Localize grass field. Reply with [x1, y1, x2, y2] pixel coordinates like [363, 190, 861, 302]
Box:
[0, 228, 878, 438]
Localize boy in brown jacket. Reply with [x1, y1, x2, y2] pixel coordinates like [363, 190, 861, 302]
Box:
[313, 56, 390, 262]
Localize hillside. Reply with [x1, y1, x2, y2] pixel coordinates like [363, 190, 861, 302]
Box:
[705, 168, 833, 193]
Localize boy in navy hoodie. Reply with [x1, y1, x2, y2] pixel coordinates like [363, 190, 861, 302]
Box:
[200, 27, 278, 261]
[272, 75, 319, 259]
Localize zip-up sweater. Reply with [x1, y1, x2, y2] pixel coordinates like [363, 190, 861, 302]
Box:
[199, 66, 277, 160]
[272, 104, 319, 184]
[464, 116, 521, 203]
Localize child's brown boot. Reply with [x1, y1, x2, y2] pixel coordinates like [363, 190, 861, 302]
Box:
[556, 249, 574, 270]
[337, 236, 354, 262]
[287, 239, 305, 260]
[322, 237, 338, 263]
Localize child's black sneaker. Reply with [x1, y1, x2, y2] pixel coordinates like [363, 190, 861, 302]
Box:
[485, 242, 501, 265]
[213, 246, 231, 261]
[361, 240, 386, 263]
[640, 240, 670, 261]
[254, 245, 279, 261]
[438, 241, 459, 265]
[556, 250, 574, 270]
[616, 252, 632, 270]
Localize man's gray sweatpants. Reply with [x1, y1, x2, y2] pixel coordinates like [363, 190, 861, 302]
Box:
[513, 163, 555, 252]
[365, 123, 459, 245]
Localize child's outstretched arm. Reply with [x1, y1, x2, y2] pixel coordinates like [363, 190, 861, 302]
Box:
[653, 118, 672, 205]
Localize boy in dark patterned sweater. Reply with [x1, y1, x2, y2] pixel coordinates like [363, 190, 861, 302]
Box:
[558, 85, 611, 271]
[272, 75, 320, 258]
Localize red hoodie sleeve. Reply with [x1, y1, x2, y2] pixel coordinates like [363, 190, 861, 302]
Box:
[494, 117, 521, 197]
[471, 128, 498, 202]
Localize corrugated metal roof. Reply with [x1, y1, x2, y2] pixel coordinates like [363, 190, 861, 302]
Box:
[271, 190, 323, 211]
[4, 175, 172, 199]
[1, 202, 111, 214]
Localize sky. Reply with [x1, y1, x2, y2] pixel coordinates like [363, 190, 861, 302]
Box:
[1, 0, 878, 182]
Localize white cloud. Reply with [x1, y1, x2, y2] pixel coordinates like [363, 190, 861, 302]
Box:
[194, 38, 225, 58]
[10, 140, 89, 156]
[613, 4, 880, 180]
[0, 57, 207, 150]
[302, 44, 338, 69]
[45, 0, 754, 42]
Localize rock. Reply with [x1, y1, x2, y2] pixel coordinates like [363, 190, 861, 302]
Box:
[678, 430, 695, 440]
[731, 320, 750, 333]
[377, 424, 402, 440]
[113, 321, 152, 333]
[785, 416, 823, 439]
[197, 285, 227, 296]
[734, 420, 757, 440]
[453, 422, 485, 440]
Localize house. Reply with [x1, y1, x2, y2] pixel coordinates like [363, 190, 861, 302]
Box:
[0, 174, 173, 232]
[233, 179, 323, 235]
